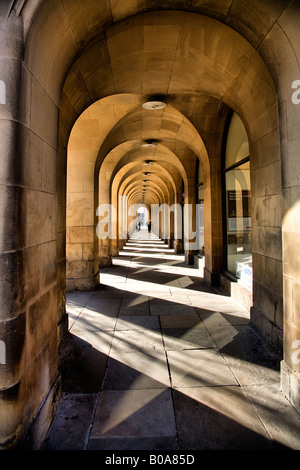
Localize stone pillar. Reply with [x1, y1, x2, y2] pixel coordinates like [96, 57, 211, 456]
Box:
[0, 4, 60, 449]
[280, 90, 300, 412]
[169, 200, 175, 248]
[203, 157, 223, 286]
[118, 195, 127, 249]
[0, 5, 28, 449]
[184, 178, 198, 265]
[96, 188, 114, 268]
[173, 191, 183, 254]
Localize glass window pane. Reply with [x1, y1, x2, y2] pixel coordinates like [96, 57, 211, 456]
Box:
[226, 162, 252, 289]
[225, 113, 249, 168]
[198, 162, 203, 184]
[198, 185, 204, 255]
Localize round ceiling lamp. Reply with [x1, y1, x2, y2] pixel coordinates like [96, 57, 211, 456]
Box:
[142, 101, 166, 110]
[142, 139, 158, 148]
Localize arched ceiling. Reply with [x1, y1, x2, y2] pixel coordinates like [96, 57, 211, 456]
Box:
[25, 3, 283, 211]
[62, 7, 279, 208]
[68, 93, 203, 208]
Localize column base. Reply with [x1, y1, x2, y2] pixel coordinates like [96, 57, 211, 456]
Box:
[280, 361, 300, 413]
[250, 306, 283, 353]
[66, 277, 98, 291]
[98, 256, 112, 268]
[174, 239, 183, 254]
[18, 375, 61, 450]
[185, 252, 195, 265]
[204, 267, 220, 287]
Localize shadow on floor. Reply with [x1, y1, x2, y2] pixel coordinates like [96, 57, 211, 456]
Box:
[41, 330, 290, 451]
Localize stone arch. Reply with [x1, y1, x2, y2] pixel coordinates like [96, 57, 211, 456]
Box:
[2, 2, 300, 448]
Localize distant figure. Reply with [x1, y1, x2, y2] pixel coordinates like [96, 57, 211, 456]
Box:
[138, 222, 141, 231]
[148, 220, 151, 232]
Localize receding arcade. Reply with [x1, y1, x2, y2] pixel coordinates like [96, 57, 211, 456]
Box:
[0, 0, 299, 450]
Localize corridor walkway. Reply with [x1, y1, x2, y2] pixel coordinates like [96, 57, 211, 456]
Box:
[42, 230, 300, 450]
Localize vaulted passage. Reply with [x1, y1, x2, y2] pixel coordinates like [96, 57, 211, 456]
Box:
[0, 0, 300, 450]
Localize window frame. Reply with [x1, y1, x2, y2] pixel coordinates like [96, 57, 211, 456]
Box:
[222, 111, 251, 281]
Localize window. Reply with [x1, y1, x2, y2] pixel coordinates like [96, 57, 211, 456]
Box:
[197, 161, 204, 256]
[224, 112, 252, 290]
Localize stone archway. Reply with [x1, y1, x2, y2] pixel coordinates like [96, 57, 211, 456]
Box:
[1, 1, 299, 449]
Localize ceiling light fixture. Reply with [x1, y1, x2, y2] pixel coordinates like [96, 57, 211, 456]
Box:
[142, 101, 166, 110]
[142, 139, 158, 148]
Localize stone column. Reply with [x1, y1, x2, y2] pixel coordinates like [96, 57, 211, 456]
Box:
[0, 5, 28, 449]
[0, 4, 60, 449]
[203, 157, 223, 286]
[173, 189, 183, 254]
[169, 197, 175, 248]
[184, 178, 198, 265]
[280, 86, 300, 412]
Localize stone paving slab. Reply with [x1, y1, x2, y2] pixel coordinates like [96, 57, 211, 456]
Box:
[90, 389, 177, 441]
[159, 313, 204, 328]
[87, 436, 178, 450]
[58, 333, 110, 393]
[115, 315, 160, 330]
[85, 297, 122, 315]
[207, 324, 281, 385]
[42, 232, 300, 451]
[167, 349, 238, 388]
[162, 327, 217, 350]
[41, 394, 97, 450]
[102, 350, 170, 390]
[71, 308, 118, 332]
[243, 384, 300, 450]
[150, 298, 196, 316]
[172, 386, 276, 450]
[111, 329, 164, 353]
[119, 293, 150, 316]
[199, 310, 250, 327]
[88, 285, 124, 298]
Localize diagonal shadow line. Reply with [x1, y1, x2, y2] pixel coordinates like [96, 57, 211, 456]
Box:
[55, 234, 292, 450]
[52, 330, 290, 451]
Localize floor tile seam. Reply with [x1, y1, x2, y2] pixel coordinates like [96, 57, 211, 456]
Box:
[84, 391, 101, 450]
[165, 348, 241, 389]
[159, 314, 174, 389]
[67, 291, 98, 330]
[87, 435, 178, 441]
[170, 383, 242, 390]
[101, 386, 171, 392]
[88, 433, 178, 441]
[217, 347, 243, 388]
[237, 384, 277, 445]
[189, 309, 220, 342]
[170, 387, 181, 448]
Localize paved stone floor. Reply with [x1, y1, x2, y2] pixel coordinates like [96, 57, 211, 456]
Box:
[41, 230, 300, 450]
